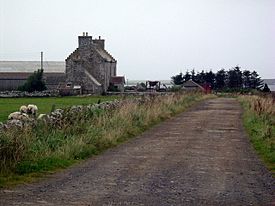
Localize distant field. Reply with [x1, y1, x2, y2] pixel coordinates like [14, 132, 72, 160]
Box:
[0, 96, 120, 122]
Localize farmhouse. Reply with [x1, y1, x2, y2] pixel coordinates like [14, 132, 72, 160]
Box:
[0, 33, 124, 94]
[65, 33, 120, 94]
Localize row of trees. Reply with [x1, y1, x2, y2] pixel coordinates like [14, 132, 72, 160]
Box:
[171, 66, 265, 91]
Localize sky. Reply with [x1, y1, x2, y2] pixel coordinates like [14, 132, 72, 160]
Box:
[0, 0, 274, 80]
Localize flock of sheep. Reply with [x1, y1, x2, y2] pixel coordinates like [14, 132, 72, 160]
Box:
[8, 104, 45, 121]
[1, 94, 169, 131]
[2, 100, 123, 130]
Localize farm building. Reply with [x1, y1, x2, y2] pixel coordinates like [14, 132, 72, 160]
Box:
[0, 61, 65, 91]
[0, 33, 124, 93]
[182, 80, 205, 91]
[110, 76, 126, 92]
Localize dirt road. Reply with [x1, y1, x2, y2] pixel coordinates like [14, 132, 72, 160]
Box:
[0, 98, 274, 205]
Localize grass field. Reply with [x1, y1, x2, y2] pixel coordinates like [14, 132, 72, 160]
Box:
[0, 96, 119, 122]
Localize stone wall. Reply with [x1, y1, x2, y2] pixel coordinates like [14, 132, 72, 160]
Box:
[0, 90, 59, 98]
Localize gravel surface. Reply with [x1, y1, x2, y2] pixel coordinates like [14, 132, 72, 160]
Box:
[0, 98, 274, 206]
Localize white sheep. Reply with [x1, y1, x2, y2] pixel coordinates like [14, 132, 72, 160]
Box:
[8, 112, 30, 121]
[19, 113, 30, 121]
[19, 105, 28, 114]
[27, 104, 38, 116]
[8, 112, 23, 120]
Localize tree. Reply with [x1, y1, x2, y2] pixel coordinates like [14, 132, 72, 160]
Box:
[183, 71, 191, 82]
[242, 70, 251, 89]
[18, 69, 47, 92]
[171, 72, 184, 85]
[171, 66, 264, 91]
[196, 70, 206, 85]
[262, 83, 271, 92]
[227, 66, 242, 89]
[205, 70, 215, 88]
[215, 69, 226, 90]
[250, 71, 263, 89]
[191, 69, 196, 80]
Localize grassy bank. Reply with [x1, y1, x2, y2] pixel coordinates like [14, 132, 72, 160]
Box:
[0, 93, 213, 187]
[239, 95, 275, 174]
[0, 96, 119, 122]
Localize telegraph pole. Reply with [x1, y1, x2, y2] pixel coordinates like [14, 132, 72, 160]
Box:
[41, 51, 43, 70]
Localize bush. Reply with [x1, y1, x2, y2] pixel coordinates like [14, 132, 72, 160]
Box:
[18, 69, 47, 92]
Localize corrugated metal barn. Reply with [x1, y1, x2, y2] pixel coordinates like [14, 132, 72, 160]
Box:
[0, 61, 65, 91]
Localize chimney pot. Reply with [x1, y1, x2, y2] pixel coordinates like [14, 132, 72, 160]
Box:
[99, 36, 101, 39]
[86, 32, 88, 36]
[83, 32, 85, 36]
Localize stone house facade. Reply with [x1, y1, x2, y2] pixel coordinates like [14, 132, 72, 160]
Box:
[65, 33, 117, 94]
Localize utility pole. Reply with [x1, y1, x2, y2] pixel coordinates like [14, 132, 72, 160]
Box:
[40, 51, 43, 70]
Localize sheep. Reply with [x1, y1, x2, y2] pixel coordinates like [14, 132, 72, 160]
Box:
[8, 112, 29, 121]
[19, 113, 29, 121]
[27, 104, 38, 116]
[8, 112, 22, 120]
[19, 105, 28, 114]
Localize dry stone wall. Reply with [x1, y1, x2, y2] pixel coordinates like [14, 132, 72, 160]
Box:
[0, 93, 172, 132]
[0, 90, 60, 98]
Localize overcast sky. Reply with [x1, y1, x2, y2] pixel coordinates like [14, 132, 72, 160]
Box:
[0, 0, 274, 79]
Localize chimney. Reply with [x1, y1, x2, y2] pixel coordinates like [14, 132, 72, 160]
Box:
[93, 36, 105, 49]
[78, 32, 93, 48]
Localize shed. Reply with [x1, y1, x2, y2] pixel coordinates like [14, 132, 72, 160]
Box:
[182, 80, 205, 91]
[110, 76, 125, 92]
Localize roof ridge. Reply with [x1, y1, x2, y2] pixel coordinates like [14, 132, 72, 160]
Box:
[65, 48, 79, 61]
[95, 47, 116, 62]
[103, 48, 115, 61]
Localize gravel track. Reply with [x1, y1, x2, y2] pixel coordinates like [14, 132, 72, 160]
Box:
[0, 98, 274, 206]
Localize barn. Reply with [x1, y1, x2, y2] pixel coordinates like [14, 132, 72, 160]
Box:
[0, 61, 65, 91]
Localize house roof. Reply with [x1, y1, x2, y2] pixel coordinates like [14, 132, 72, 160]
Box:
[110, 76, 125, 84]
[66, 47, 116, 63]
[0, 61, 65, 73]
[182, 80, 204, 90]
[0, 72, 33, 80]
[95, 48, 116, 62]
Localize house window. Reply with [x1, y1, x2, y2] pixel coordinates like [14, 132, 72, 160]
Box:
[66, 82, 72, 87]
